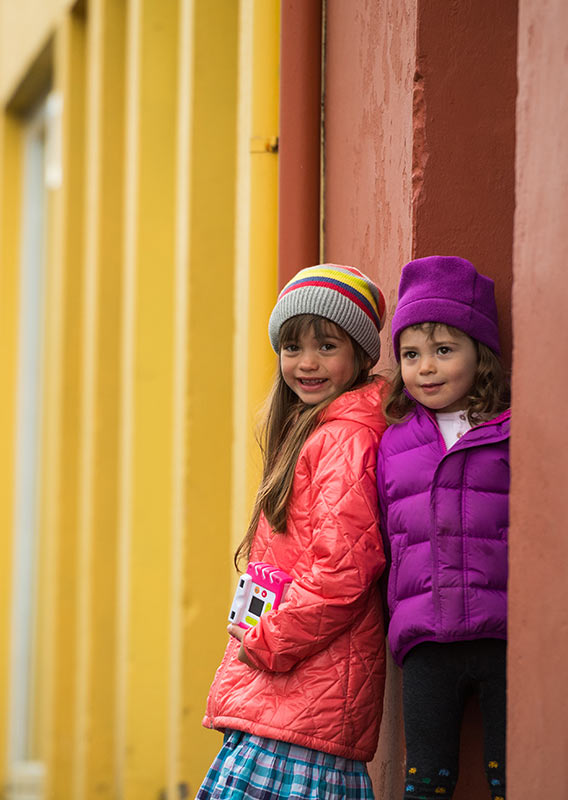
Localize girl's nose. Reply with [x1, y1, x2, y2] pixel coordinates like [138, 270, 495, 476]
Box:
[298, 350, 318, 369]
[418, 355, 435, 374]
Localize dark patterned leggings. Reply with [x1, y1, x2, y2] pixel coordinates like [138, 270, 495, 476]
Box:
[402, 639, 506, 800]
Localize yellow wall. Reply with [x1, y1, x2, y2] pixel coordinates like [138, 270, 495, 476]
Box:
[0, 0, 279, 798]
[231, 0, 280, 557]
[74, 2, 125, 796]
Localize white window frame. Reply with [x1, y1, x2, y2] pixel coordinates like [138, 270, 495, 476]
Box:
[5, 90, 61, 799]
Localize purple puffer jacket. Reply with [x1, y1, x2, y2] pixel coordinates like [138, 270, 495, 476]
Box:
[377, 403, 510, 666]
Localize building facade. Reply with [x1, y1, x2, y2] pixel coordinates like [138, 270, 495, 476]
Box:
[0, 1, 566, 798]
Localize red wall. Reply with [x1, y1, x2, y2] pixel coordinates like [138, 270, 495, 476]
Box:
[508, 0, 568, 795]
[413, 1, 517, 364]
[324, 0, 416, 368]
[324, 6, 416, 793]
[281, 1, 568, 795]
[324, 2, 517, 797]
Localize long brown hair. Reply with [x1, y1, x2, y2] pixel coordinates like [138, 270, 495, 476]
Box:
[234, 314, 374, 570]
[384, 322, 510, 425]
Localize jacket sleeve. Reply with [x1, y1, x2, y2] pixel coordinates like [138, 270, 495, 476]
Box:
[242, 423, 386, 672]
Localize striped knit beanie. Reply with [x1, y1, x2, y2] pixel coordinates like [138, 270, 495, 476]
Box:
[268, 264, 387, 365]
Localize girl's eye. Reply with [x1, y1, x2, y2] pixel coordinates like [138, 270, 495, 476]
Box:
[320, 342, 336, 352]
[402, 350, 418, 360]
[282, 343, 299, 353]
[437, 346, 452, 355]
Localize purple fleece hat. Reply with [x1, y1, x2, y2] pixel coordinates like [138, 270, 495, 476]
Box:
[391, 255, 501, 360]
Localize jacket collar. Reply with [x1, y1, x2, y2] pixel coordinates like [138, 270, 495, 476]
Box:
[417, 402, 510, 449]
[321, 377, 387, 434]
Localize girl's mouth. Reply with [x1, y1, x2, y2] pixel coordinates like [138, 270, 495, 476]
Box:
[298, 378, 326, 386]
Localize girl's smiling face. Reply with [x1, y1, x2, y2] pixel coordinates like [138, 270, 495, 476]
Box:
[280, 321, 356, 405]
[399, 324, 478, 413]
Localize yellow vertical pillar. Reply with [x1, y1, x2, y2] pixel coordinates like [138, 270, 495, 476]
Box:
[117, 0, 179, 796]
[174, 0, 239, 793]
[247, 0, 280, 406]
[166, 2, 194, 794]
[183, 0, 280, 784]
[0, 111, 22, 792]
[231, 0, 280, 556]
[74, 0, 126, 798]
[39, 9, 87, 800]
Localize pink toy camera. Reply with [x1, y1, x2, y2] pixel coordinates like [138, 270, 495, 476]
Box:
[228, 562, 293, 629]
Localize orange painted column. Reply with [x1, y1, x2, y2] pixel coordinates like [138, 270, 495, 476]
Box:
[324, 4, 416, 796]
[278, 0, 321, 286]
[413, 1, 517, 364]
[411, 10, 516, 798]
[324, 2, 517, 797]
[508, 0, 568, 796]
[323, 0, 416, 364]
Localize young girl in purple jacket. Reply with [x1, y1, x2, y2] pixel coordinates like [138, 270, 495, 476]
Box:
[377, 256, 510, 800]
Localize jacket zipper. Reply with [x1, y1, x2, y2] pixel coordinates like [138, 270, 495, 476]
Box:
[426, 407, 510, 636]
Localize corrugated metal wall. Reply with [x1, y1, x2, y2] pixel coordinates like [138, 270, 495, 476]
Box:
[0, 1, 279, 797]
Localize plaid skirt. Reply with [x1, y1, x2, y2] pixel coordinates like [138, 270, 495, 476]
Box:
[196, 730, 375, 799]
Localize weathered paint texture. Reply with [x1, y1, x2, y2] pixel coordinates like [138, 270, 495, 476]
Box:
[324, 3, 415, 795]
[414, 0, 518, 363]
[509, 0, 568, 796]
[324, 2, 517, 797]
[324, 0, 416, 371]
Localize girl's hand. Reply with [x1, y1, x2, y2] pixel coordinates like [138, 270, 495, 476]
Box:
[227, 624, 257, 668]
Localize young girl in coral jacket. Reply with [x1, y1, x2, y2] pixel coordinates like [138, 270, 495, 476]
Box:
[377, 256, 510, 800]
[198, 264, 389, 800]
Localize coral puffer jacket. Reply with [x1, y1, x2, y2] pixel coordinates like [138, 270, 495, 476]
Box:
[377, 403, 510, 667]
[203, 379, 388, 762]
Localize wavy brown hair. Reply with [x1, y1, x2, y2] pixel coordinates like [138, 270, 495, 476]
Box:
[234, 314, 374, 570]
[384, 323, 510, 425]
